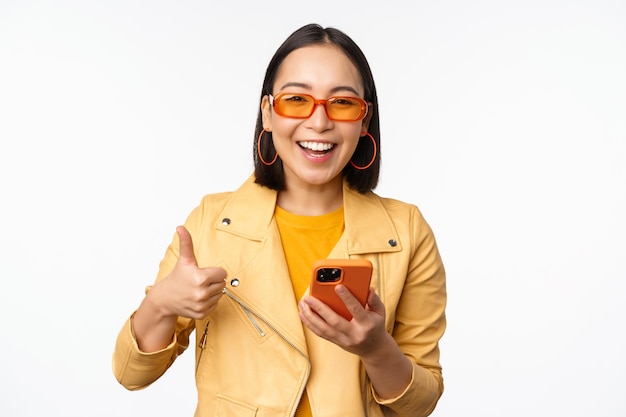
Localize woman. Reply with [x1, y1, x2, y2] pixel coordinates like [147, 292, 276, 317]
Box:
[113, 23, 447, 417]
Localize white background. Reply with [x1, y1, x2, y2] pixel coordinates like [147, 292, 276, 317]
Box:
[1, 1, 625, 416]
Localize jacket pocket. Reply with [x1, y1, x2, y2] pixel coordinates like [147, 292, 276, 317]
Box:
[215, 394, 257, 416]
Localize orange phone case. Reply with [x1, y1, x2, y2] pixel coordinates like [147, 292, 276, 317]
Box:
[309, 259, 373, 320]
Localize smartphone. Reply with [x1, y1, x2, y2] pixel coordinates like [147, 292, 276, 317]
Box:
[309, 259, 373, 320]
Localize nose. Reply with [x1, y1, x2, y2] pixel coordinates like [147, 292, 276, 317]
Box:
[306, 102, 333, 131]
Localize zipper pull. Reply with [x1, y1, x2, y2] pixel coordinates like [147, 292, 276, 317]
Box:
[198, 322, 209, 349]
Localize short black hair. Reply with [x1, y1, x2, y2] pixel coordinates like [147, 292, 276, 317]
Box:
[254, 23, 380, 193]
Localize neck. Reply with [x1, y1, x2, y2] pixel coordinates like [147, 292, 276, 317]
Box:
[277, 178, 344, 216]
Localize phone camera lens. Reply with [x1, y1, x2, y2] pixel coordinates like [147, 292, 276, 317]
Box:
[317, 267, 342, 282]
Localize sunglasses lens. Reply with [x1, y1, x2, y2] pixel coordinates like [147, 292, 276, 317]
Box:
[326, 97, 366, 121]
[273, 94, 367, 121]
[274, 94, 315, 118]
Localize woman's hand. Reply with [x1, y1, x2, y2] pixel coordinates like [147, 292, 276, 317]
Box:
[299, 286, 413, 400]
[298, 286, 387, 356]
[132, 226, 226, 352]
[149, 226, 227, 320]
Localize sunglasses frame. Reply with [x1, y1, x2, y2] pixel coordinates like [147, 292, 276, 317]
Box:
[269, 93, 368, 122]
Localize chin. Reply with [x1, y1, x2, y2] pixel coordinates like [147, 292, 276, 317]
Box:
[300, 171, 342, 187]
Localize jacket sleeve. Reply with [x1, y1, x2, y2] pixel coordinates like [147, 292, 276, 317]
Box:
[112, 201, 208, 390]
[112, 312, 194, 390]
[372, 205, 447, 417]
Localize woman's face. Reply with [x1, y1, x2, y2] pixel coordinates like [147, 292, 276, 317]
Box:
[262, 44, 371, 191]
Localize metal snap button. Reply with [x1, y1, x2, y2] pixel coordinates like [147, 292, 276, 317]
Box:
[221, 218, 231, 225]
[230, 278, 240, 287]
[388, 239, 397, 247]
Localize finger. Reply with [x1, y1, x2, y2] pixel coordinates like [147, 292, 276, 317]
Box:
[204, 267, 227, 284]
[300, 299, 351, 347]
[193, 267, 228, 291]
[203, 268, 227, 288]
[176, 226, 198, 266]
[299, 298, 336, 334]
[334, 284, 366, 320]
[301, 295, 347, 329]
[206, 289, 225, 304]
[365, 288, 385, 315]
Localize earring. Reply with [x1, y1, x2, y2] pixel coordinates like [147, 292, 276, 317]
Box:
[350, 132, 377, 170]
[257, 128, 278, 166]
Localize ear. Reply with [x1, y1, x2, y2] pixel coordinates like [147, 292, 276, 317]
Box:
[261, 95, 272, 130]
[360, 102, 374, 134]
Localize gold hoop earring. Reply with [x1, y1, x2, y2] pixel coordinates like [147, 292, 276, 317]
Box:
[350, 132, 377, 170]
[257, 128, 278, 166]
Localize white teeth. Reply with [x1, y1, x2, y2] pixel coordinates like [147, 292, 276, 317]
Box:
[299, 141, 334, 151]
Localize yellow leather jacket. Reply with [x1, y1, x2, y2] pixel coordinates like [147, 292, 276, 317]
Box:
[113, 175, 447, 417]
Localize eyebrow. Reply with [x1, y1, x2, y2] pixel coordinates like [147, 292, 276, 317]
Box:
[278, 82, 362, 97]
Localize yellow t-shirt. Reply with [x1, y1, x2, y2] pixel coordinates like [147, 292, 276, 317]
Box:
[274, 205, 345, 417]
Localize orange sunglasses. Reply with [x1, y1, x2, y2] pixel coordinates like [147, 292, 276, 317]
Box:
[269, 93, 368, 122]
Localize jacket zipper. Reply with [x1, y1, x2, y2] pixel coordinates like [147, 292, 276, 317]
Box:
[223, 288, 311, 417]
[242, 308, 265, 337]
[195, 321, 210, 374]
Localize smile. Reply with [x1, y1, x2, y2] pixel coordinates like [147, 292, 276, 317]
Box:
[298, 141, 335, 153]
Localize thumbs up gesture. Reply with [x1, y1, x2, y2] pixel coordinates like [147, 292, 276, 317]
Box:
[154, 226, 227, 320]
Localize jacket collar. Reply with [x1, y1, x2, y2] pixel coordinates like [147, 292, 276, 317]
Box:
[215, 174, 402, 255]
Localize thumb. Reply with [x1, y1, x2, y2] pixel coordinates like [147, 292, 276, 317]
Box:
[176, 226, 198, 266]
